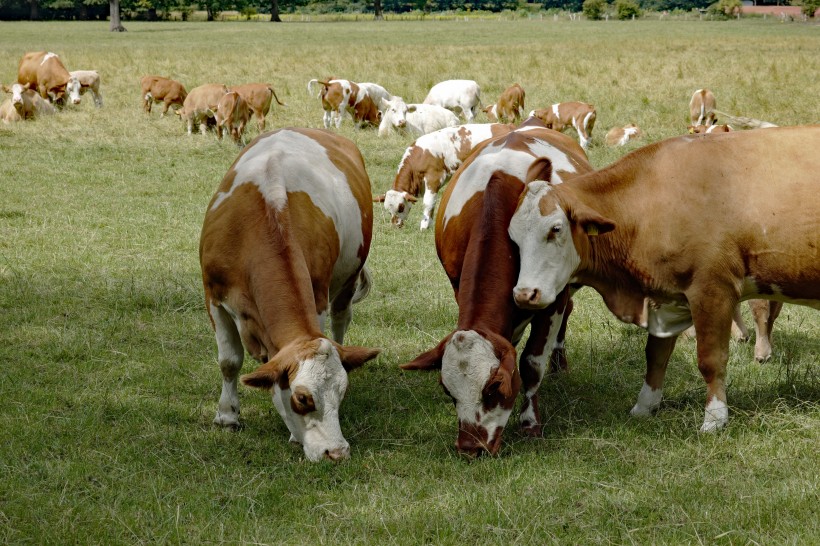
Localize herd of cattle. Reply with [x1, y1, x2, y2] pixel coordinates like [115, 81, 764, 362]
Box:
[4, 50, 818, 462]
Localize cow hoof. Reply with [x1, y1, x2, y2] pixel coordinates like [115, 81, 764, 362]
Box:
[629, 404, 655, 418]
[213, 413, 241, 429]
[699, 419, 726, 433]
[419, 220, 430, 231]
[520, 423, 543, 437]
[755, 351, 772, 363]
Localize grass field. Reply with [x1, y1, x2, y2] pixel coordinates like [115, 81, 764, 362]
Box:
[0, 18, 818, 544]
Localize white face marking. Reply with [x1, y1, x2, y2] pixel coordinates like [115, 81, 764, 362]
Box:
[273, 339, 350, 461]
[630, 382, 663, 417]
[66, 77, 82, 105]
[700, 396, 729, 433]
[9, 83, 24, 105]
[510, 182, 580, 308]
[383, 189, 411, 226]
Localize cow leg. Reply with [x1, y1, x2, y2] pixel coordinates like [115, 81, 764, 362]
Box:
[161, 101, 172, 118]
[143, 93, 152, 113]
[329, 291, 355, 344]
[210, 302, 244, 428]
[419, 186, 437, 231]
[322, 110, 332, 129]
[573, 118, 590, 150]
[549, 296, 573, 372]
[256, 111, 265, 133]
[630, 334, 678, 417]
[750, 299, 783, 362]
[731, 304, 749, 342]
[92, 89, 103, 108]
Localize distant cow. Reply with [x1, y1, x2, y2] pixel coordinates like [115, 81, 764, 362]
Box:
[483, 83, 525, 123]
[374, 123, 515, 229]
[689, 88, 717, 127]
[229, 83, 285, 132]
[141, 76, 188, 117]
[688, 123, 732, 134]
[1, 82, 56, 123]
[200, 127, 379, 462]
[423, 79, 482, 122]
[529, 102, 596, 150]
[177, 83, 228, 135]
[215, 91, 250, 144]
[67, 70, 103, 108]
[307, 78, 357, 128]
[17, 51, 72, 106]
[378, 96, 460, 137]
[510, 126, 820, 433]
[605, 123, 642, 146]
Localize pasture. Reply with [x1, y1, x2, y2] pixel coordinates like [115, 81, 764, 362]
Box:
[1, 18, 818, 544]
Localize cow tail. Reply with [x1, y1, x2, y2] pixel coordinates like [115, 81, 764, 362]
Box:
[307, 79, 318, 97]
[269, 86, 286, 106]
[351, 265, 372, 304]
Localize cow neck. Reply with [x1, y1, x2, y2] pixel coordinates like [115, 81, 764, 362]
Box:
[455, 175, 522, 338]
[393, 149, 423, 197]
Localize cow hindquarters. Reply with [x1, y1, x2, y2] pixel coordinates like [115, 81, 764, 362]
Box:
[209, 302, 245, 428]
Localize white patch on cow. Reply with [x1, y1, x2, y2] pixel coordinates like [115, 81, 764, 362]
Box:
[618, 126, 639, 146]
[9, 83, 24, 105]
[419, 187, 437, 230]
[630, 382, 663, 417]
[66, 77, 82, 105]
[41, 52, 58, 65]
[382, 189, 412, 227]
[211, 302, 244, 428]
[646, 302, 694, 338]
[700, 396, 728, 433]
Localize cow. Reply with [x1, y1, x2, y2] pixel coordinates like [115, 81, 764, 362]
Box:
[509, 126, 820, 433]
[529, 102, 596, 150]
[17, 51, 72, 106]
[689, 88, 717, 127]
[605, 123, 642, 147]
[356, 82, 394, 112]
[401, 125, 593, 456]
[228, 83, 285, 133]
[67, 70, 103, 108]
[176, 83, 228, 136]
[307, 78, 359, 129]
[688, 123, 732, 134]
[378, 96, 460, 137]
[1, 82, 56, 123]
[141, 76, 188, 117]
[200, 127, 380, 462]
[374, 123, 516, 230]
[351, 93, 380, 128]
[483, 83, 525, 123]
[215, 91, 250, 144]
[423, 79, 482, 122]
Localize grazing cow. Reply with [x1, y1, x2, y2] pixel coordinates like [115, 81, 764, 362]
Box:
[67, 70, 103, 108]
[509, 126, 820, 432]
[229, 83, 285, 133]
[401, 126, 592, 456]
[689, 88, 717, 127]
[378, 96, 460, 137]
[374, 123, 516, 229]
[17, 51, 72, 106]
[307, 78, 358, 129]
[215, 91, 250, 144]
[483, 83, 526, 123]
[141, 76, 188, 116]
[1, 82, 56, 123]
[200, 127, 380, 462]
[177, 83, 228, 135]
[423, 79, 482, 122]
[688, 123, 732, 134]
[605, 123, 642, 146]
[529, 102, 596, 150]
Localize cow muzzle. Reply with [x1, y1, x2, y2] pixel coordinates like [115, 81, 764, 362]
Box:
[455, 423, 503, 457]
[513, 287, 548, 309]
[323, 445, 350, 462]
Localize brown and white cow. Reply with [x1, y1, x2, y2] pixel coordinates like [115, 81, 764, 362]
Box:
[141, 75, 188, 117]
[483, 83, 525, 123]
[529, 102, 596, 150]
[605, 123, 642, 147]
[307, 78, 360, 129]
[689, 88, 717, 127]
[200, 127, 380, 462]
[67, 70, 103, 108]
[1, 82, 56, 123]
[374, 123, 515, 230]
[229, 83, 285, 132]
[401, 125, 592, 456]
[176, 83, 228, 136]
[688, 123, 732, 134]
[215, 91, 250, 144]
[17, 51, 72, 106]
[510, 126, 820, 432]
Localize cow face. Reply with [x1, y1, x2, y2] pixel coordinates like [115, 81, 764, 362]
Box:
[379, 189, 417, 227]
[380, 97, 408, 129]
[241, 338, 378, 462]
[66, 76, 82, 105]
[3, 83, 25, 113]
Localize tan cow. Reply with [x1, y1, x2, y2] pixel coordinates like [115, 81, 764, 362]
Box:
[214, 91, 250, 144]
[510, 126, 820, 433]
[17, 51, 72, 106]
[605, 123, 642, 146]
[529, 102, 597, 150]
[67, 70, 103, 108]
[689, 88, 717, 127]
[200, 127, 379, 462]
[141, 75, 188, 117]
[1, 82, 56, 123]
[483, 83, 525, 123]
[228, 83, 285, 132]
[176, 83, 228, 136]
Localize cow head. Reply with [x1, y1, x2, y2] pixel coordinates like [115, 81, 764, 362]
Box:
[241, 338, 379, 462]
[66, 76, 82, 106]
[2, 83, 25, 113]
[373, 190, 418, 227]
[379, 97, 409, 131]
[510, 181, 614, 310]
[401, 330, 521, 457]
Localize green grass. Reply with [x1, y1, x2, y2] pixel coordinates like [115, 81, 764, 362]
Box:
[1, 18, 818, 544]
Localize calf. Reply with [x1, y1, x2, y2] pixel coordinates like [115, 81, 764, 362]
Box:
[141, 75, 188, 116]
[483, 83, 525, 123]
[177, 83, 228, 135]
[67, 70, 103, 108]
[229, 83, 285, 132]
[402, 126, 592, 456]
[510, 126, 820, 432]
[374, 123, 515, 229]
[423, 79, 482, 122]
[378, 96, 460, 137]
[1, 82, 56, 123]
[689, 88, 717, 127]
[17, 51, 72, 106]
[215, 91, 250, 144]
[200, 127, 380, 462]
[605, 123, 642, 146]
[529, 102, 596, 150]
[308, 78, 358, 129]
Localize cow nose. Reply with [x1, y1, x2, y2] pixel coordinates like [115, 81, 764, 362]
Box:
[513, 287, 542, 308]
[324, 446, 350, 462]
[397, 120, 406, 127]
[455, 439, 485, 458]
[73, 99, 81, 104]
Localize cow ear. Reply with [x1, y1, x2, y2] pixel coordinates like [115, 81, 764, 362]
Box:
[568, 202, 616, 237]
[483, 333, 520, 399]
[336, 345, 380, 372]
[373, 194, 386, 203]
[380, 97, 389, 109]
[241, 360, 287, 390]
[401, 335, 450, 371]
[1, 84, 9, 93]
[407, 104, 417, 113]
[404, 192, 418, 203]
[525, 157, 552, 184]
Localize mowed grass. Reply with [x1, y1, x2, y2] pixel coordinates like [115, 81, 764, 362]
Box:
[0, 18, 818, 544]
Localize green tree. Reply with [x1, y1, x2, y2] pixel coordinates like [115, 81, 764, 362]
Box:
[614, 0, 639, 18]
[582, 0, 606, 19]
[792, 0, 819, 17]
